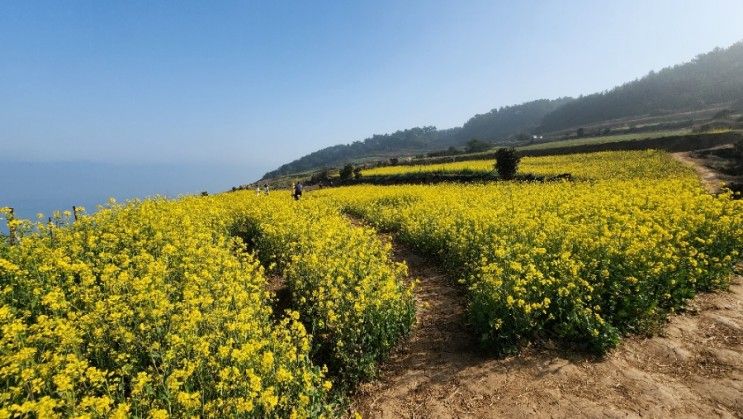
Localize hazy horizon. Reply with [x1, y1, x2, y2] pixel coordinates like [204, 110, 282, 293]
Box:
[3, 1, 743, 217]
[3, 161, 269, 223]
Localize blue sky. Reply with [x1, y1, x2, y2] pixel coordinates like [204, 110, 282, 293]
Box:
[2, 0, 743, 171]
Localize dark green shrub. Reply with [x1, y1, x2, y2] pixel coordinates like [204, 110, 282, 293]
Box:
[494, 148, 521, 180]
[465, 138, 492, 153]
[339, 164, 354, 180]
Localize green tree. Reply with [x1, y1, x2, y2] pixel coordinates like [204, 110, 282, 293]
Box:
[465, 138, 492, 153]
[494, 148, 521, 180]
[309, 169, 331, 185]
[339, 164, 354, 180]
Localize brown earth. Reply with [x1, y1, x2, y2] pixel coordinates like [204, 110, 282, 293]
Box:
[672, 151, 733, 194]
[349, 229, 743, 417]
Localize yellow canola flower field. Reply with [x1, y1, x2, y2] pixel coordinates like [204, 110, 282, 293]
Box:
[0, 150, 740, 416]
[227, 195, 415, 384]
[361, 150, 690, 180]
[317, 151, 743, 353]
[362, 159, 493, 176]
[0, 192, 414, 417]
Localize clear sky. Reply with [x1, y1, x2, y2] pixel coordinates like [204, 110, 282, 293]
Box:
[2, 0, 743, 171]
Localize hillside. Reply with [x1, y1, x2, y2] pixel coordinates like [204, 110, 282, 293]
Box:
[262, 98, 572, 179]
[537, 42, 743, 133]
[263, 41, 743, 180]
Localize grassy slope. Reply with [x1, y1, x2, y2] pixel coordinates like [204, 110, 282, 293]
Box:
[517, 129, 692, 151]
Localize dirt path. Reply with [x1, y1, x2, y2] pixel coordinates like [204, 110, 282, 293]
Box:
[350, 235, 477, 417]
[349, 215, 743, 417]
[672, 151, 730, 193]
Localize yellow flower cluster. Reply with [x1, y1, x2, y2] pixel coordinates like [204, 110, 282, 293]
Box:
[0, 189, 415, 415]
[362, 159, 494, 176]
[318, 151, 743, 353]
[225, 194, 415, 384]
[0, 199, 330, 417]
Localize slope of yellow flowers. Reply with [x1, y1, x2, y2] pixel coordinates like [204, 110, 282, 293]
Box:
[0, 193, 414, 417]
[225, 195, 415, 385]
[318, 151, 743, 353]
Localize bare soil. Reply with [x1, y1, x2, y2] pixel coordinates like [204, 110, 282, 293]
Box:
[672, 151, 734, 194]
[350, 233, 743, 418]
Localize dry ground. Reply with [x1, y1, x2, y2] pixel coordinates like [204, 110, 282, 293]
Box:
[672, 151, 735, 194]
[351, 239, 742, 418]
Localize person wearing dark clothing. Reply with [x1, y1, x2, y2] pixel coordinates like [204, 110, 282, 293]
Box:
[293, 182, 303, 200]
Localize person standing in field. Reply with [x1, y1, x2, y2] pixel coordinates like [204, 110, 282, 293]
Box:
[293, 182, 303, 200]
[256, 186, 261, 196]
[263, 184, 270, 195]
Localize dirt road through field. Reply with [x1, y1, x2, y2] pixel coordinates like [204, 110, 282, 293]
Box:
[349, 216, 743, 417]
[349, 234, 479, 417]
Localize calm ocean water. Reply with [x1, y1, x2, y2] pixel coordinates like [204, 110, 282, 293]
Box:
[1, 161, 267, 233]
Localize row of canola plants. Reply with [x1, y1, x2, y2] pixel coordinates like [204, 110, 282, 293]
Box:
[0, 196, 413, 417]
[1, 150, 741, 417]
[322, 151, 742, 352]
[362, 150, 696, 181]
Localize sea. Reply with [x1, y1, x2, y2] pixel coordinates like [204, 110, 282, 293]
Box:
[1, 161, 267, 233]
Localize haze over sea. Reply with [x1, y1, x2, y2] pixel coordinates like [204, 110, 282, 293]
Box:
[2, 161, 266, 224]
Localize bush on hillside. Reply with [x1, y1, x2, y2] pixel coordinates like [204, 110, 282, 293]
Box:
[465, 139, 492, 153]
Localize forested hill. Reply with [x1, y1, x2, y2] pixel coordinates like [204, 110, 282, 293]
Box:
[262, 98, 572, 179]
[262, 41, 743, 180]
[537, 41, 743, 132]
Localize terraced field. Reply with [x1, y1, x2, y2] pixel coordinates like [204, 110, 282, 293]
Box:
[1, 150, 741, 417]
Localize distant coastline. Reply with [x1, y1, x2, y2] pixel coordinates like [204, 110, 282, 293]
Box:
[1, 161, 265, 228]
